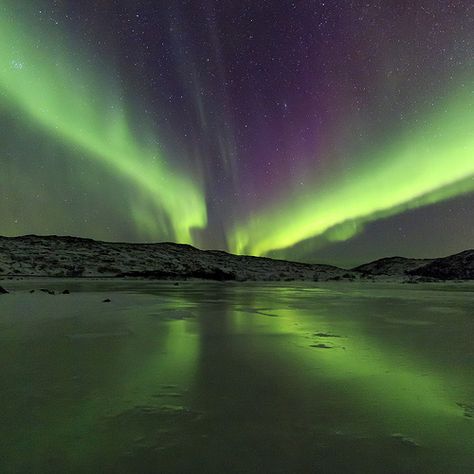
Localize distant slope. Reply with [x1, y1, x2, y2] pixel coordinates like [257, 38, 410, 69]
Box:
[408, 250, 474, 280]
[353, 250, 473, 280]
[0, 235, 346, 281]
[352, 256, 434, 276]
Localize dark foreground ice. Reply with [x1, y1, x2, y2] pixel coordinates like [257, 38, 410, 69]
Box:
[0, 280, 473, 473]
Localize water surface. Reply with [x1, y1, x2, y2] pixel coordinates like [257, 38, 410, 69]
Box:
[0, 280, 473, 473]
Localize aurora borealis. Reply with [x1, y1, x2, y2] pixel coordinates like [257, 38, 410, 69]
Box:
[0, 0, 206, 244]
[1, 0, 473, 266]
[231, 85, 474, 257]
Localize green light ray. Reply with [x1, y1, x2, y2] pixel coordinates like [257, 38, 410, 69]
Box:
[230, 84, 474, 256]
[0, 2, 206, 244]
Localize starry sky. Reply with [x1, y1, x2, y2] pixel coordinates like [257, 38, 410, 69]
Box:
[1, 0, 473, 267]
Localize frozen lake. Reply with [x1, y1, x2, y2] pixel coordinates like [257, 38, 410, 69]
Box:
[0, 280, 473, 473]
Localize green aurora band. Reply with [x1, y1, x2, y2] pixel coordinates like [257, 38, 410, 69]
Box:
[0, 2, 207, 245]
[230, 84, 474, 257]
[1, 1, 472, 254]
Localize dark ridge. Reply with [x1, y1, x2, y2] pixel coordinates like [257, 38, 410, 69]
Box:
[352, 256, 434, 276]
[0, 234, 199, 251]
[408, 249, 474, 280]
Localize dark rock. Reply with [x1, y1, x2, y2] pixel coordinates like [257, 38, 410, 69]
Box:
[457, 402, 474, 418]
[62, 289, 70, 294]
[40, 288, 55, 295]
[30, 289, 35, 293]
[310, 343, 332, 349]
[103, 298, 111, 303]
[0, 286, 9, 294]
[390, 433, 420, 448]
[314, 332, 341, 338]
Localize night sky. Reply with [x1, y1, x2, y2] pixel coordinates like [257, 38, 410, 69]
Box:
[1, 0, 473, 267]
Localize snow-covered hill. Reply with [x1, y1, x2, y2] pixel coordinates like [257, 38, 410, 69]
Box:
[0, 235, 347, 281]
[0, 235, 472, 281]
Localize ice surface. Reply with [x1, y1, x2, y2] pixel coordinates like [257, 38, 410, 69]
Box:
[0, 280, 473, 473]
